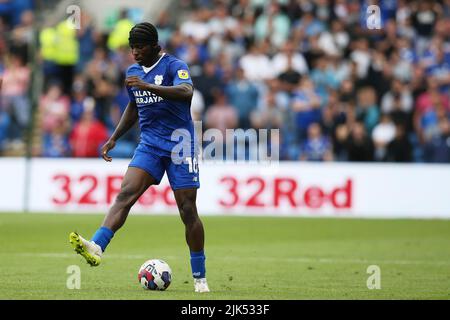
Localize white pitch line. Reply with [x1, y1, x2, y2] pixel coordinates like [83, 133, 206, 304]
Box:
[8, 253, 450, 266]
[11, 253, 163, 259]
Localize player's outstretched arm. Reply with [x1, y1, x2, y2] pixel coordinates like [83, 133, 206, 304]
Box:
[125, 76, 193, 103]
[101, 100, 138, 162]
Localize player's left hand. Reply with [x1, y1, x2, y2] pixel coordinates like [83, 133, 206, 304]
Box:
[125, 76, 150, 90]
[101, 139, 116, 162]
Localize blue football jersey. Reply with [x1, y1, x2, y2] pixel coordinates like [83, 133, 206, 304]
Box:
[126, 53, 195, 156]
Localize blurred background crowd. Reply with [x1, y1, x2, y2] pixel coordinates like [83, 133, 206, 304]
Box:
[0, 0, 449, 162]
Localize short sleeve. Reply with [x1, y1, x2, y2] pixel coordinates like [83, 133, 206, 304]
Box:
[127, 86, 134, 102]
[170, 60, 193, 86]
[125, 67, 135, 102]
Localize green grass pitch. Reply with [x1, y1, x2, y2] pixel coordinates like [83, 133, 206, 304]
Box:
[0, 213, 449, 299]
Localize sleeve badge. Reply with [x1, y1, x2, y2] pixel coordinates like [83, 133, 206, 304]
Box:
[177, 70, 190, 79]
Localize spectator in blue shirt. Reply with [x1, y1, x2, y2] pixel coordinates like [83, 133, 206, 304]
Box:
[42, 126, 71, 157]
[424, 117, 450, 163]
[292, 77, 322, 142]
[300, 122, 333, 161]
[225, 67, 259, 129]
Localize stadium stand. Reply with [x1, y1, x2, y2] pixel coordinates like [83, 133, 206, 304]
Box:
[0, 0, 449, 162]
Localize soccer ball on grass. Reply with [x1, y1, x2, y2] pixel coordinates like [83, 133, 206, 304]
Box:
[138, 259, 172, 291]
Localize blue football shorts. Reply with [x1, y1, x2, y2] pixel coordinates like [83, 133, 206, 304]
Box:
[128, 143, 200, 190]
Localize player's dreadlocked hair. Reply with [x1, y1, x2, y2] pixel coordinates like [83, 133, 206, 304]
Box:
[128, 22, 161, 53]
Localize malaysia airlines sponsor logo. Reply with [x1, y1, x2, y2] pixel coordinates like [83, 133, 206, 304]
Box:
[133, 90, 163, 105]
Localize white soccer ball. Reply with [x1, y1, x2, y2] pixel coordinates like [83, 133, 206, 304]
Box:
[138, 259, 172, 291]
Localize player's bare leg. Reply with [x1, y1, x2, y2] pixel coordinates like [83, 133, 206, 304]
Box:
[174, 188, 204, 251]
[102, 167, 157, 232]
[174, 188, 209, 292]
[70, 167, 156, 266]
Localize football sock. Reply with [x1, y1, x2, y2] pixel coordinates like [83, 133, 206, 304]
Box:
[190, 250, 206, 279]
[91, 226, 114, 252]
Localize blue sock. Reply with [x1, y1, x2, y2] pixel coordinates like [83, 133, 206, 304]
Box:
[91, 226, 114, 252]
[190, 250, 206, 279]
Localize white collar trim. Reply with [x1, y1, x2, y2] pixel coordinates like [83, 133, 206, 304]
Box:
[142, 53, 166, 73]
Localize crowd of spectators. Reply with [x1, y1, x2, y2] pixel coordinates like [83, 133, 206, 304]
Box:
[0, 0, 34, 152]
[0, 0, 449, 162]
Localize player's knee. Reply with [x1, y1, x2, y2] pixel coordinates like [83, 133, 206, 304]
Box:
[179, 199, 198, 226]
[116, 186, 139, 208]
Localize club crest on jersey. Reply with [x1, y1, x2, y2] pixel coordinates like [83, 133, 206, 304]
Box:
[177, 70, 189, 79]
[154, 75, 163, 85]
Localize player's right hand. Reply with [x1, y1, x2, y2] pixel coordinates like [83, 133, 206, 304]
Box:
[101, 139, 116, 162]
